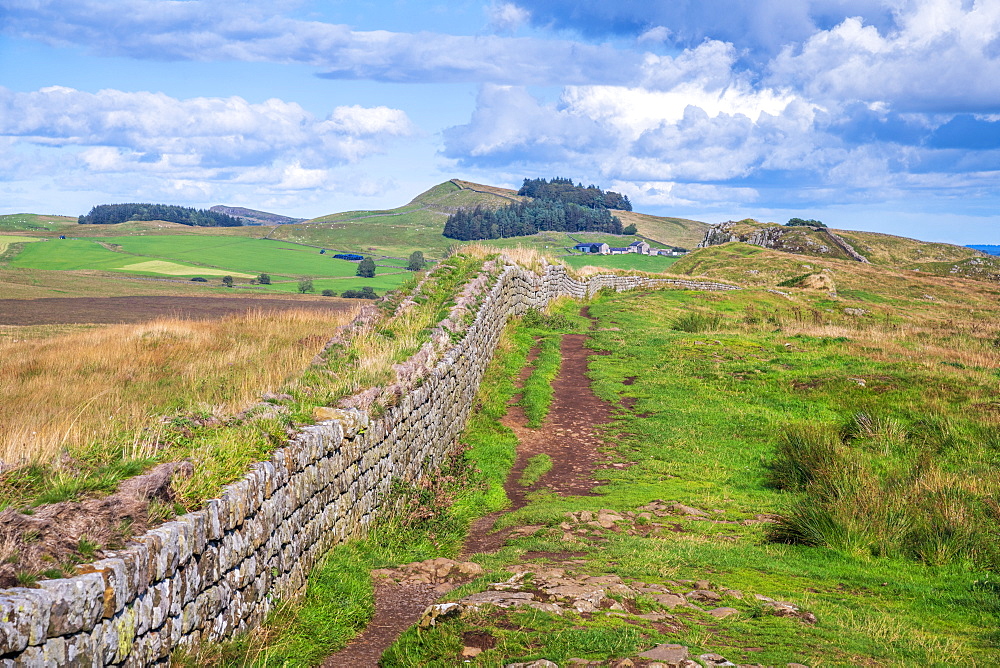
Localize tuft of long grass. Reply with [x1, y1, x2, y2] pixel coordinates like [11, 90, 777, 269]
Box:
[671, 310, 722, 332]
[769, 416, 1000, 569]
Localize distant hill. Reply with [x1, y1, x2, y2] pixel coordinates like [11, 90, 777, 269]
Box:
[696, 219, 1000, 282]
[273, 179, 708, 258]
[967, 245, 1000, 256]
[210, 206, 305, 226]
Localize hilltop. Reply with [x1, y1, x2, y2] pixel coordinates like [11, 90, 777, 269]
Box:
[270, 179, 707, 258]
[699, 219, 1000, 282]
[209, 205, 305, 226]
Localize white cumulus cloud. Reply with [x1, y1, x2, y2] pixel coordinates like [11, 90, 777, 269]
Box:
[487, 2, 532, 33]
[0, 86, 415, 202]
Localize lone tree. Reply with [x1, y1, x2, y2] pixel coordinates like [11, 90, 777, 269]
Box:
[297, 277, 314, 293]
[222, 275, 233, 288]
[622, 223, 638, 235]
[256, 273, 271, 285]
[407, 250, 426, 271]
[356, 257, 376, 278]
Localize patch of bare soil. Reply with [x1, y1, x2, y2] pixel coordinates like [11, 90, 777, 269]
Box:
[0, 462, 192, 587]
[320, 580, 441, 668]
[325, 309, 615, 665]
[462, 329, 611, 556]
[0, 295, 352, 326]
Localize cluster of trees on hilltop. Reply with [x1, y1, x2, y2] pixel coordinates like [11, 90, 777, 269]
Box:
[518, 177, 632, 211]
[78, 203, 242, 227]
[786, 217, 827, 228]
[443, 200, 623, 241]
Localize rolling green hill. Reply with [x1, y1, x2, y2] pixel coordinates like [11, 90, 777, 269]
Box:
[0, 214, 77, 232]
[267, 179, 707, 258]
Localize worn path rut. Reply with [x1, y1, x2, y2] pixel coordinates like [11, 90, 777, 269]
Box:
[324, 309, 614, 666]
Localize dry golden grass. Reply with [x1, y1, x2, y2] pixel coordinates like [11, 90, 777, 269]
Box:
[0, 307, 357, 466]
[456, 243, 561, 274]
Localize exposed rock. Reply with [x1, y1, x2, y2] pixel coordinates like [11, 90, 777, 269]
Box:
[671, 504, 708, 516]
[418, 602, 462, 629]
[310, 407, 369, 436]
[686, 589, 722, 604]
[637, 643, 689, 664]
[708, 607, 740, 619]
[700, 653, 737, 666]
[761, 599, 818, 624]
[373, 557, 484, 587]
[651, 593, 687, 608]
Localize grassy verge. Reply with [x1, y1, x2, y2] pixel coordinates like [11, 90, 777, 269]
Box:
[384, 282, 1000, 666]
[176, 312, 541, 665]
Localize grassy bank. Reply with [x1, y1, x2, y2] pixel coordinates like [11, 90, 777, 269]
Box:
[0, 308, 356, 477]
[384, 282, 1000, 665]
[177, 298, 584, 666]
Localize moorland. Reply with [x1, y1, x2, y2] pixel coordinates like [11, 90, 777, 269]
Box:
[1, 180, 998, 666]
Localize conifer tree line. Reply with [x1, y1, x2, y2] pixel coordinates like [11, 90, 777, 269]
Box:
[444, 177, 628, 241]
[78, 203, 242, 227]
[517, 177, 632, 211]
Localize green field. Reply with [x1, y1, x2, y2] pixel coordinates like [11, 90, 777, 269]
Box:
[0, 235, 44, 254]
[379, 286, 1000, 665]
[561, 252, 681, 271]
[6, 236, 411, 295]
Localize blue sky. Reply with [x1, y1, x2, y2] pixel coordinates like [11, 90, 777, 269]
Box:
[2, 0, 999, 244]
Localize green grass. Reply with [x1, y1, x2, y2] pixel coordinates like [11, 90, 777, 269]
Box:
[562, 253, 680, 271]
[518, 454, 553, 487]
[385, 284, 1000, 666]
[0, 214, 76, 232]
[95, 236, 366, 276]
[5, 235, 411, 293]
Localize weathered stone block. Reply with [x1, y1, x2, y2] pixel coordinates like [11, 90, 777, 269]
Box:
[77, 557, 129, 618]
[0, 589, 52, 654]
[37, 573, 104, 637]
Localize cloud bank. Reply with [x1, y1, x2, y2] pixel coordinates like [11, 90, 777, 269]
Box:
[0, 86, 415, 201]
[4, 0, 1000, 226]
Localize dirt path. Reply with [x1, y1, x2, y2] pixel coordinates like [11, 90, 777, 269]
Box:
[324, 310, 614, 666]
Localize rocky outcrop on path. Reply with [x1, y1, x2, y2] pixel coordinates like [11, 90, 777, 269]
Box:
[404, 557, 815, 667]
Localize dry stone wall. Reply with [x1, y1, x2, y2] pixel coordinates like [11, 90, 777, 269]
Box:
[0, 264, 736, 666]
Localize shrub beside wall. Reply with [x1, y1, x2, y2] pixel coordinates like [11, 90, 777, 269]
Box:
[0, 263, 736, 666]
